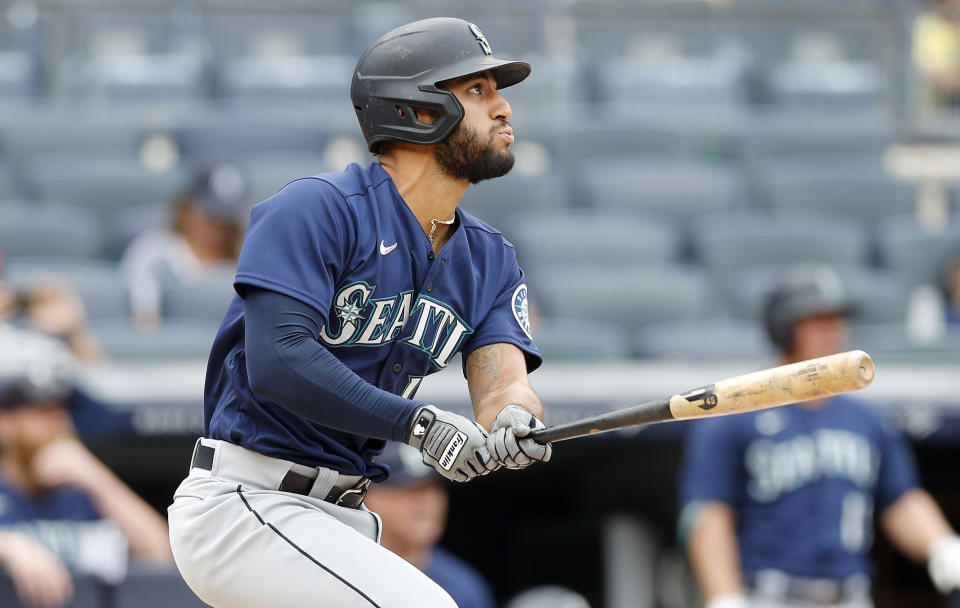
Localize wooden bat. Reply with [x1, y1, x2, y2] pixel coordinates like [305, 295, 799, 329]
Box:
[528, 350, 875, 444]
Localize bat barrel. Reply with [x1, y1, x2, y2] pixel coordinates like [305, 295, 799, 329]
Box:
[667, 349, 875, 421]
[529, 350, 875, 444]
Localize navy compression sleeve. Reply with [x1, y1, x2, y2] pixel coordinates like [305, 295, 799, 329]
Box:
[243, 288, 422, 442]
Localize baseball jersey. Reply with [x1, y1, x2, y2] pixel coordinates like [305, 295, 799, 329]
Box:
[680, 395, 918, 579]
[204, 161, 541, 480]
[0, 475, 128, 580]
[425, 547, 497, 608]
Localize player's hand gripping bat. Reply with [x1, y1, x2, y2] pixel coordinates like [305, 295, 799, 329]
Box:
[528, 350, 875, 444]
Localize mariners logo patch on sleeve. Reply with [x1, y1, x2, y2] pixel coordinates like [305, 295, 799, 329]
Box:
[512, 284, 532, 339]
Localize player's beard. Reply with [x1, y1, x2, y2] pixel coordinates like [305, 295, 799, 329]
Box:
[434, 121, 515, 184]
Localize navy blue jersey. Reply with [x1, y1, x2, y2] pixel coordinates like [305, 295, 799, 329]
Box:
[425, 546, 496, 608]
[205, 162, 541, 479]
[0, 478, 99, 525]
[0, 475, 129, 575]
[680, 395, 918, 579]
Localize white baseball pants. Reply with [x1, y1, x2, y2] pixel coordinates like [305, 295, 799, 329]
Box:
[168, 439, 458, 608]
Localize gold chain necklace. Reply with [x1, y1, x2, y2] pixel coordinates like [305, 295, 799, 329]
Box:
[428, 216, 456, 244]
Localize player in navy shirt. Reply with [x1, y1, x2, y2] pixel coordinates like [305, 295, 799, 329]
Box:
[680, 266, 960, 607]
[0, 325, 172, 607]
[169, 18, 551, 608]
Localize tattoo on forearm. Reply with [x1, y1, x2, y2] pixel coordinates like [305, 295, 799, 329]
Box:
[466, 343, 505, 396]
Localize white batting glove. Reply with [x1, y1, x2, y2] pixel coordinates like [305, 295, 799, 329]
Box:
[928, 535, 960, 594]
[487, 405, 551, 470]
[705, 594, 750, 608]
[406, 405, 498, 483]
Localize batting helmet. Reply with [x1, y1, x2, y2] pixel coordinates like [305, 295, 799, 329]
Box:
[763, 265, 852, 352]
[0, 325, 75, 410]
[351, 17, 531, 153]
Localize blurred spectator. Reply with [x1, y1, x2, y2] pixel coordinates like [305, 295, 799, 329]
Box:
[120, 162, 247, 328]
[913, 0, 960, 109]
[679, 265, 960, 608]
[0, 324, 172, 607]
[365, 443, 496, 608]
[0, 249, 104, 363]
[944, 251, 960, 326]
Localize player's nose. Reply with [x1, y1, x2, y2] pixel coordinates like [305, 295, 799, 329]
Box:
[491, 89, 512, 122]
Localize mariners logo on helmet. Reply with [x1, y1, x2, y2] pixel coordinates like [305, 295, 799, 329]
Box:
[469, 23, 492, 55]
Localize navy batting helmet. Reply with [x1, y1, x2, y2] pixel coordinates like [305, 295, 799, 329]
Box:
[351, 17, 531, 154]
[763, 265, 853, 352]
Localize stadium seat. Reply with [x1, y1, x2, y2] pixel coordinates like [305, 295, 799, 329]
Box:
[59, 53, 208, 103]
[0, 572, 102, 608]
[727, 264, 910, 325]
[0, 163, 15, 198]
[22, 155, 186, 224]
[532, 263, 710, 331]
[767, 60, 886, 111]
[459, 171, 569, 236]
[161, 265, 237, 322]
[508, 209, 682, 277]
[0, 51, 36, 101]
[240, 150, 351, 208]
[691, 211, 870, 287]
[0, 203, 104, 258]
[531, 318, 632, 361]
[103, 202, 169, 261]
[597, 50, 747, 112]
[634, 318, 775, 362]
[757, 153, 915, 224]
[545, 118, 737, 167]
[876, 215, 960, 288]
[738, 112, 895, 163]
[90, 318, 220, 361]
[175, 123, 329, 161]
[576, 155, 746, 219]
[4, 258, 129, 319]
[114, 564, 208, 608]
[848, 323, 960, 366]
[0, 122, 147, 170]
[219, 54, 354, 106]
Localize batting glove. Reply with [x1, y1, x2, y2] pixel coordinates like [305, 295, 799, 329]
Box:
[406, 405, 498, 483]
[487, 405, 552, 470]
[929, 535, 960, 593]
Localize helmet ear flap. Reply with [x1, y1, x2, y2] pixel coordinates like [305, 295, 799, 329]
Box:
[360, 86, 464, 154]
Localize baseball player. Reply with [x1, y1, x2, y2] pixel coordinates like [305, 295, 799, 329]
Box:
[167, 18, 551, 608]
[679, 265, 960, 608]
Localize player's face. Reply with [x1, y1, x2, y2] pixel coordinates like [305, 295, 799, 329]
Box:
[364, 480, 447, 548]
[791, 313, 848, 361]
[435, 71, 515, 184]
[0, 403, 72, 461]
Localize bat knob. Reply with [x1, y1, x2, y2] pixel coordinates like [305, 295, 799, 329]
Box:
[851, 350, 875, 386]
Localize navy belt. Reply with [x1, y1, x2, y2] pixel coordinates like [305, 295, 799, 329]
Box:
[191, 443, 370, 509]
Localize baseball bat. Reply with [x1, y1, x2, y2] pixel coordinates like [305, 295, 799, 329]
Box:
[528, 350, 875, 444]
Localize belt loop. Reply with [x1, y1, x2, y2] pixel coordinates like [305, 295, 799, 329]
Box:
[189, 438, 203, 474]
[307, 467, 339, 500]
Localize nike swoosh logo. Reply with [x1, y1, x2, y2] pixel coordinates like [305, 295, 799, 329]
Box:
[379, 240, 398, 255]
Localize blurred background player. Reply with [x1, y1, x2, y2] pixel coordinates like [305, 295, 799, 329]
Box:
[120, 162, 248, 329]
[679, 264, 960, 608]
[0, 324, 172, 608]
[364, 443, 496, 608]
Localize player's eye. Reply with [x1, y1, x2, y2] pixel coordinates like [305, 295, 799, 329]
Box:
[467, 83, 483, 95]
